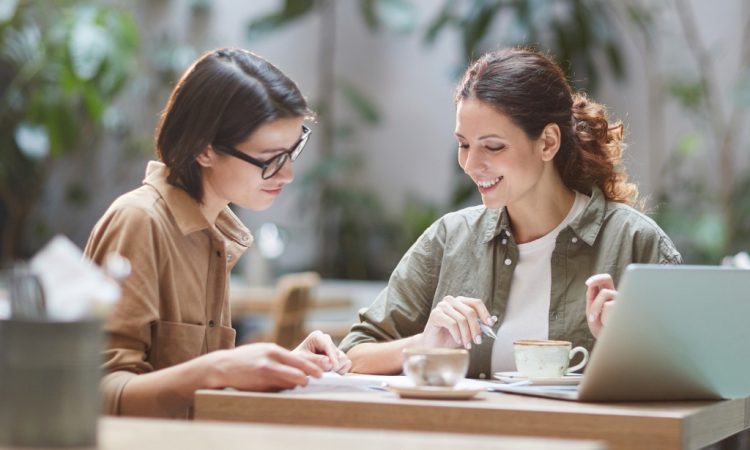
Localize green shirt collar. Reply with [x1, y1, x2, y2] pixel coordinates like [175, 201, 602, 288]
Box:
[480, 185, 607, 246]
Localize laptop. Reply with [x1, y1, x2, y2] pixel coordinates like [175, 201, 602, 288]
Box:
[492, 264, 750, 401]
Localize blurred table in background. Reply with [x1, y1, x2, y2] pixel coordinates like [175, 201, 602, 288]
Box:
[229, 277, 387, 342]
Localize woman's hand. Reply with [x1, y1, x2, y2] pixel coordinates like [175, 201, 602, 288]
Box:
[421, 295, 496, 349]
[294, 330, 352, 374]
[209, 343, 325, 392]
[585, 273, 618, 338]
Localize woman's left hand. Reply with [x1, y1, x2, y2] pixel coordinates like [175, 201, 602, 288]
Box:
[585, 273, 618, 338]
[294, 330, 352, 374]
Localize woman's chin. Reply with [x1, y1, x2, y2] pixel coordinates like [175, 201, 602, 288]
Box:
[481, 195, 506, 209]
[235, 198, 274, 212]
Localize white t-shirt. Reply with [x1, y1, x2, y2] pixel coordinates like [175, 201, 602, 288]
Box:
[490, 191, 589, 373]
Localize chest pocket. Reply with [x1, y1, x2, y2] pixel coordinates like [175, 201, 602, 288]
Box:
[149, 320, 205, 370]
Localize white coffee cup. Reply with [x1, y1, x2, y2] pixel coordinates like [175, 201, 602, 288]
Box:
[513, 339, 589, 378]
[402, 348, 469, 387]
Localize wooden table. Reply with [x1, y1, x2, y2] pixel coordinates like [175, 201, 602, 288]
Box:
[91, 416, 606, 450]
[194, 387, 750, 450]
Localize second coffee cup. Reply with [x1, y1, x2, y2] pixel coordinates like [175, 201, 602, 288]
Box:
[513, 339, 588, 378]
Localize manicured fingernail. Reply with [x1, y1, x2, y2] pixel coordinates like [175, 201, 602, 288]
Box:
[465, 342, 472, 349]
[474, 334, 482, 345]
[491, 316, 498, 324]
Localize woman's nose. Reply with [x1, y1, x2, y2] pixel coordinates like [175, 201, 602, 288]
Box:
[275, 160, 295, 184]
[461, 147, 486, 174]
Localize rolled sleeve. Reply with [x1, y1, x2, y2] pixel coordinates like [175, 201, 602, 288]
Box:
[100, 370, 138, 415]
[339, 222, 443, 353]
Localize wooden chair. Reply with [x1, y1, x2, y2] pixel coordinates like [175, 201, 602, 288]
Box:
[266, 272, 320, 349]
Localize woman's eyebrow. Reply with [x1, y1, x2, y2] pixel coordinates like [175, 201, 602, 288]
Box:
[258, 147, 287, 155]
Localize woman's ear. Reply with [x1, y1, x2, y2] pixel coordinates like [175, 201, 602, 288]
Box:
[539, 123, 561, 162]
[195, 145, 215, 168]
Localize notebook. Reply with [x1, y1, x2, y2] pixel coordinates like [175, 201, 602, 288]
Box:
[491, 264, 750, 401]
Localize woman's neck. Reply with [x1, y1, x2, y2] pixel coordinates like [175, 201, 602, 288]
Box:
[506, 176, 575, 245]
[198, 185, 227, 227]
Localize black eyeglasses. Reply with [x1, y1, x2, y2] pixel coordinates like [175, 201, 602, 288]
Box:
[213, 125, 311, 179]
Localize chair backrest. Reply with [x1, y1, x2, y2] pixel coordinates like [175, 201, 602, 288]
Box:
[267, 272, 320, 349]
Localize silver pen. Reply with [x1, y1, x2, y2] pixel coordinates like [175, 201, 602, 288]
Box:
[477, 318, 497, 339]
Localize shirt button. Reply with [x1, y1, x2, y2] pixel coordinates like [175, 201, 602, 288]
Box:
[504, 230, 511, 237]
[479, 373, 486, 379]
[552, 312, 559, 320]
[226, 254, 233, 262]
[504, 258, 512, 266]
[571, 237, 578, 243]
[241, 234, 250, 243]
[501, 239, 507, 245]
[208, 320, 215, 328]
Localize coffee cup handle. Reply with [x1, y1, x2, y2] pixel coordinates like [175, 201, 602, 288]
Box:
[566, 346, 589, 374]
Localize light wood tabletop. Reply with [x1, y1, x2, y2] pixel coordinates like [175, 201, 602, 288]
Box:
[194, 385, 750, 450]
[91, 416, 606, 450]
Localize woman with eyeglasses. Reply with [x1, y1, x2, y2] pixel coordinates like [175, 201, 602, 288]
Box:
[85, 48, 350, 418]
[339, 48, 681, 378]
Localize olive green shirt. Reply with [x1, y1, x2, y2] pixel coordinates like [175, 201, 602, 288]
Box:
[339, 186, 682, 379]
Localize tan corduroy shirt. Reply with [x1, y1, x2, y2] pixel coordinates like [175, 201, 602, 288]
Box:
[339, 186, 682, 378]
[84, 161, 252, 416]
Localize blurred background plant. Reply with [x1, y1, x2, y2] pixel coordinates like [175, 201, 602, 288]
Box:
[610, 0, 750, 262]
[1, 0, 746, 272]
[0, 0, 137, 261]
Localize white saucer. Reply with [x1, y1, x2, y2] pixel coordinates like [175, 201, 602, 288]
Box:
[493, 371, 583, 386]
[385, 384, 484, 400]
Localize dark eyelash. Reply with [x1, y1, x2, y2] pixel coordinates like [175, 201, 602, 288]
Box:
[458, 144, 469, 149]
[486, 145, 505, 152]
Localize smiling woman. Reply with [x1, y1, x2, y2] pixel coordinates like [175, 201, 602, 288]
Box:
[340, 47, 681, 379]
[83, 48, 350, 419]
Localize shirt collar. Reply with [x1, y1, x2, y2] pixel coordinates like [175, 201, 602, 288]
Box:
[568, 185, 606, 246]
[480, 185, 607, 246]
[143, 161, 253, 246]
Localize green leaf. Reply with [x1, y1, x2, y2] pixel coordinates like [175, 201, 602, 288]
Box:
[338, 80, 380, 125]
[246, 0, 315, 40]
[82, 83, 105, 120]
[65, 181, 90, 207]
[360, 0, 379, 31]
[424, 0, 456, 45]
[605, 40, 625, 80]
[371, 0, 417, 34]
[675, 133, 704, 157]
[666, 77, 706, 110]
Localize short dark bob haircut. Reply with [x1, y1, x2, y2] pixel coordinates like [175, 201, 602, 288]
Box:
[156, 48, 312, 201]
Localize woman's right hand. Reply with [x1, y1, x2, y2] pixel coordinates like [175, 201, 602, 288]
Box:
[420, 295, 496, 349]
[209, 343, 324, 392]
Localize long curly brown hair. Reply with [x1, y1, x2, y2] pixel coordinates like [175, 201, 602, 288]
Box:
[455, 47, 638, 206]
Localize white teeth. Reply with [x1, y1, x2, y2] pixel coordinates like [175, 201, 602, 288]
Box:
[477, 177, 501, 188]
